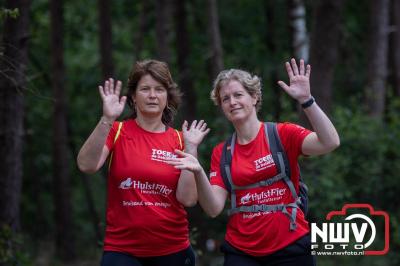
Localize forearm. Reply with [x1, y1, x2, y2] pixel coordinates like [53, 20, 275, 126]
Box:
[176, 145, 199, 206]
[77, 117, 113, 173]
[194, 168, 226, 218]
[176, 171, 197, 207]
[303, 102, 340, 148]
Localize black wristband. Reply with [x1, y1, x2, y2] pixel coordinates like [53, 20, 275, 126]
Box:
[301, 96, 315, 109]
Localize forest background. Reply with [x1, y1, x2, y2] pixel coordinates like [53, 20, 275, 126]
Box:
[1, 0, 399, 265]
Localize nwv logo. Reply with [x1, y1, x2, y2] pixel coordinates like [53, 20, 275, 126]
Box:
[312, 214, 374, 246]
[311, 204, 389, 256]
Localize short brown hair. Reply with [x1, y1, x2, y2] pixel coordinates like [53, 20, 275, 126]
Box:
[126, 60, 182, 125]
[210, 69, 262, 111]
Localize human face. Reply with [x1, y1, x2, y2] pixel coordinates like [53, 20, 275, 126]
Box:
[133, 74, 168, 118]
[219, 80, 258, 122]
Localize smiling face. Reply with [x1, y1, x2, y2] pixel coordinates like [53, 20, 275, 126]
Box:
[219, 79, 258, 123]
[133, 74, 167, 118]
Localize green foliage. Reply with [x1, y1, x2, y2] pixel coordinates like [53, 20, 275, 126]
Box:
[303, 99, 400, 265]
[14, 0, 400, 264]
[0, 7, 19, 21]
[0, 225, 31, 266]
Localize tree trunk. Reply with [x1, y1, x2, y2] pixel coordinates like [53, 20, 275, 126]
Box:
[134, 1, 151, 60]
[206, 0, 224, 79]
[174, 0, 196, 121]
[67, 122, 103, 244]
[365, 0, 390, 118]
[98, 0, 114, 80]
[288, 0, 309, 62]
[391, 0, 400, 97]
[50, 0, 75, 260]
[155, 0, 172, 63]
[309, 0, 345, 114]
[264, 0, 282, 121]
[0, 0, 30, 232]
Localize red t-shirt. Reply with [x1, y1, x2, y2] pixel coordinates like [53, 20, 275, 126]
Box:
[209, 122, 312, 256]
[103, 119, 189, 257]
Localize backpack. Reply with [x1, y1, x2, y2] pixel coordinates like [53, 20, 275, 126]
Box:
[219, 122, 309, 231]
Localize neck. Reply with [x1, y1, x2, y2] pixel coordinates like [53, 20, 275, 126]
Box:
[135, 113, 166, 132]
[232, 113, 261, 145]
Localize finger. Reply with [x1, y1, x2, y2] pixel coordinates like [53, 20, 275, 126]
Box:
[98, 86, 106, 99]
[190, 120, 197, 130]
[196, 120, 204, 129]
[299, 59, 305, 75]
[291, 58, 299, 75]
[306, 64, 311, 78]
[200, 122, 207, 131]
[174, 165, 187, 170]
[119, 96, 127, 107]
[104, 80, 110, 95]
[115, 80, 122, 96]
[285, 62, 294, 79]
[174, 149, 188, 157]
[109, 78, 115, 94]
[277, 81, 290, 92]
[204, 128, 211, 135]
[164, 159, 181, 165]
[182, 120, 188, 132]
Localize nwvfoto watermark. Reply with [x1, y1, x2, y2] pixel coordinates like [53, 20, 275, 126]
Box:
[310, 204, 389, 256]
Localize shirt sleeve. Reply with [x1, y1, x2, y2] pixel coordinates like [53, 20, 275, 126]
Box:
[105, 122, 120, 151]
[277, 122, 312, 157]
[209, 143, 227, 190]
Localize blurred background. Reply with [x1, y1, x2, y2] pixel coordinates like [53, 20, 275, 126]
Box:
[1, 0, 399, 265]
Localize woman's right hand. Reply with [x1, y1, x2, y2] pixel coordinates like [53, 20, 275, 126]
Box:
[98, 78, 127, 121]
[165, 149, 203, 174]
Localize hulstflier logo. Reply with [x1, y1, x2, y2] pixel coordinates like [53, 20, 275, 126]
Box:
[239, 188, 286, 205]
[311, 204, 389, 256]
[118, 177, 173, 197]
[119, 177, 133, 189]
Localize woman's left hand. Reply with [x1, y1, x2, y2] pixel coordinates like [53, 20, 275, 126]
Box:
[278, 58, 312, 103]
[182, 120, 210, 151]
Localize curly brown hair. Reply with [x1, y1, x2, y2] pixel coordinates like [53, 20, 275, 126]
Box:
[210, 69, 262, 111]
[126, 60, 182, 125]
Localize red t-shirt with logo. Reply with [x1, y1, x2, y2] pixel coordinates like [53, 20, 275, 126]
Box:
[209, 122, 312, 256]
[103, 119, 189, 257]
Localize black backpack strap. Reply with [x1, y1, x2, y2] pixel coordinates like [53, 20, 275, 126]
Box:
[220, 135, 234, 193]
[265, 122, 291, 178]
[266, 122, 309, 217]
[266, 122, 297, 197]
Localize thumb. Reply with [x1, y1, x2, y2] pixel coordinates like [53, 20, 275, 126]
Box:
[182, 120, 188, 132]
[277, 81, 290, 92]
[120, 96, 127, 106]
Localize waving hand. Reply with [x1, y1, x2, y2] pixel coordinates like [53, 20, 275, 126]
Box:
[98, 78, 127, 121]
[277, 58, 312, 103]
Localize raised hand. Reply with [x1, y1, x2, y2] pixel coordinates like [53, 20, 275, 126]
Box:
[277, 58, 312, 103]
[182, 120, 210, 151]
[165, 149, 203, 173]
[98, 78, 127, 121]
